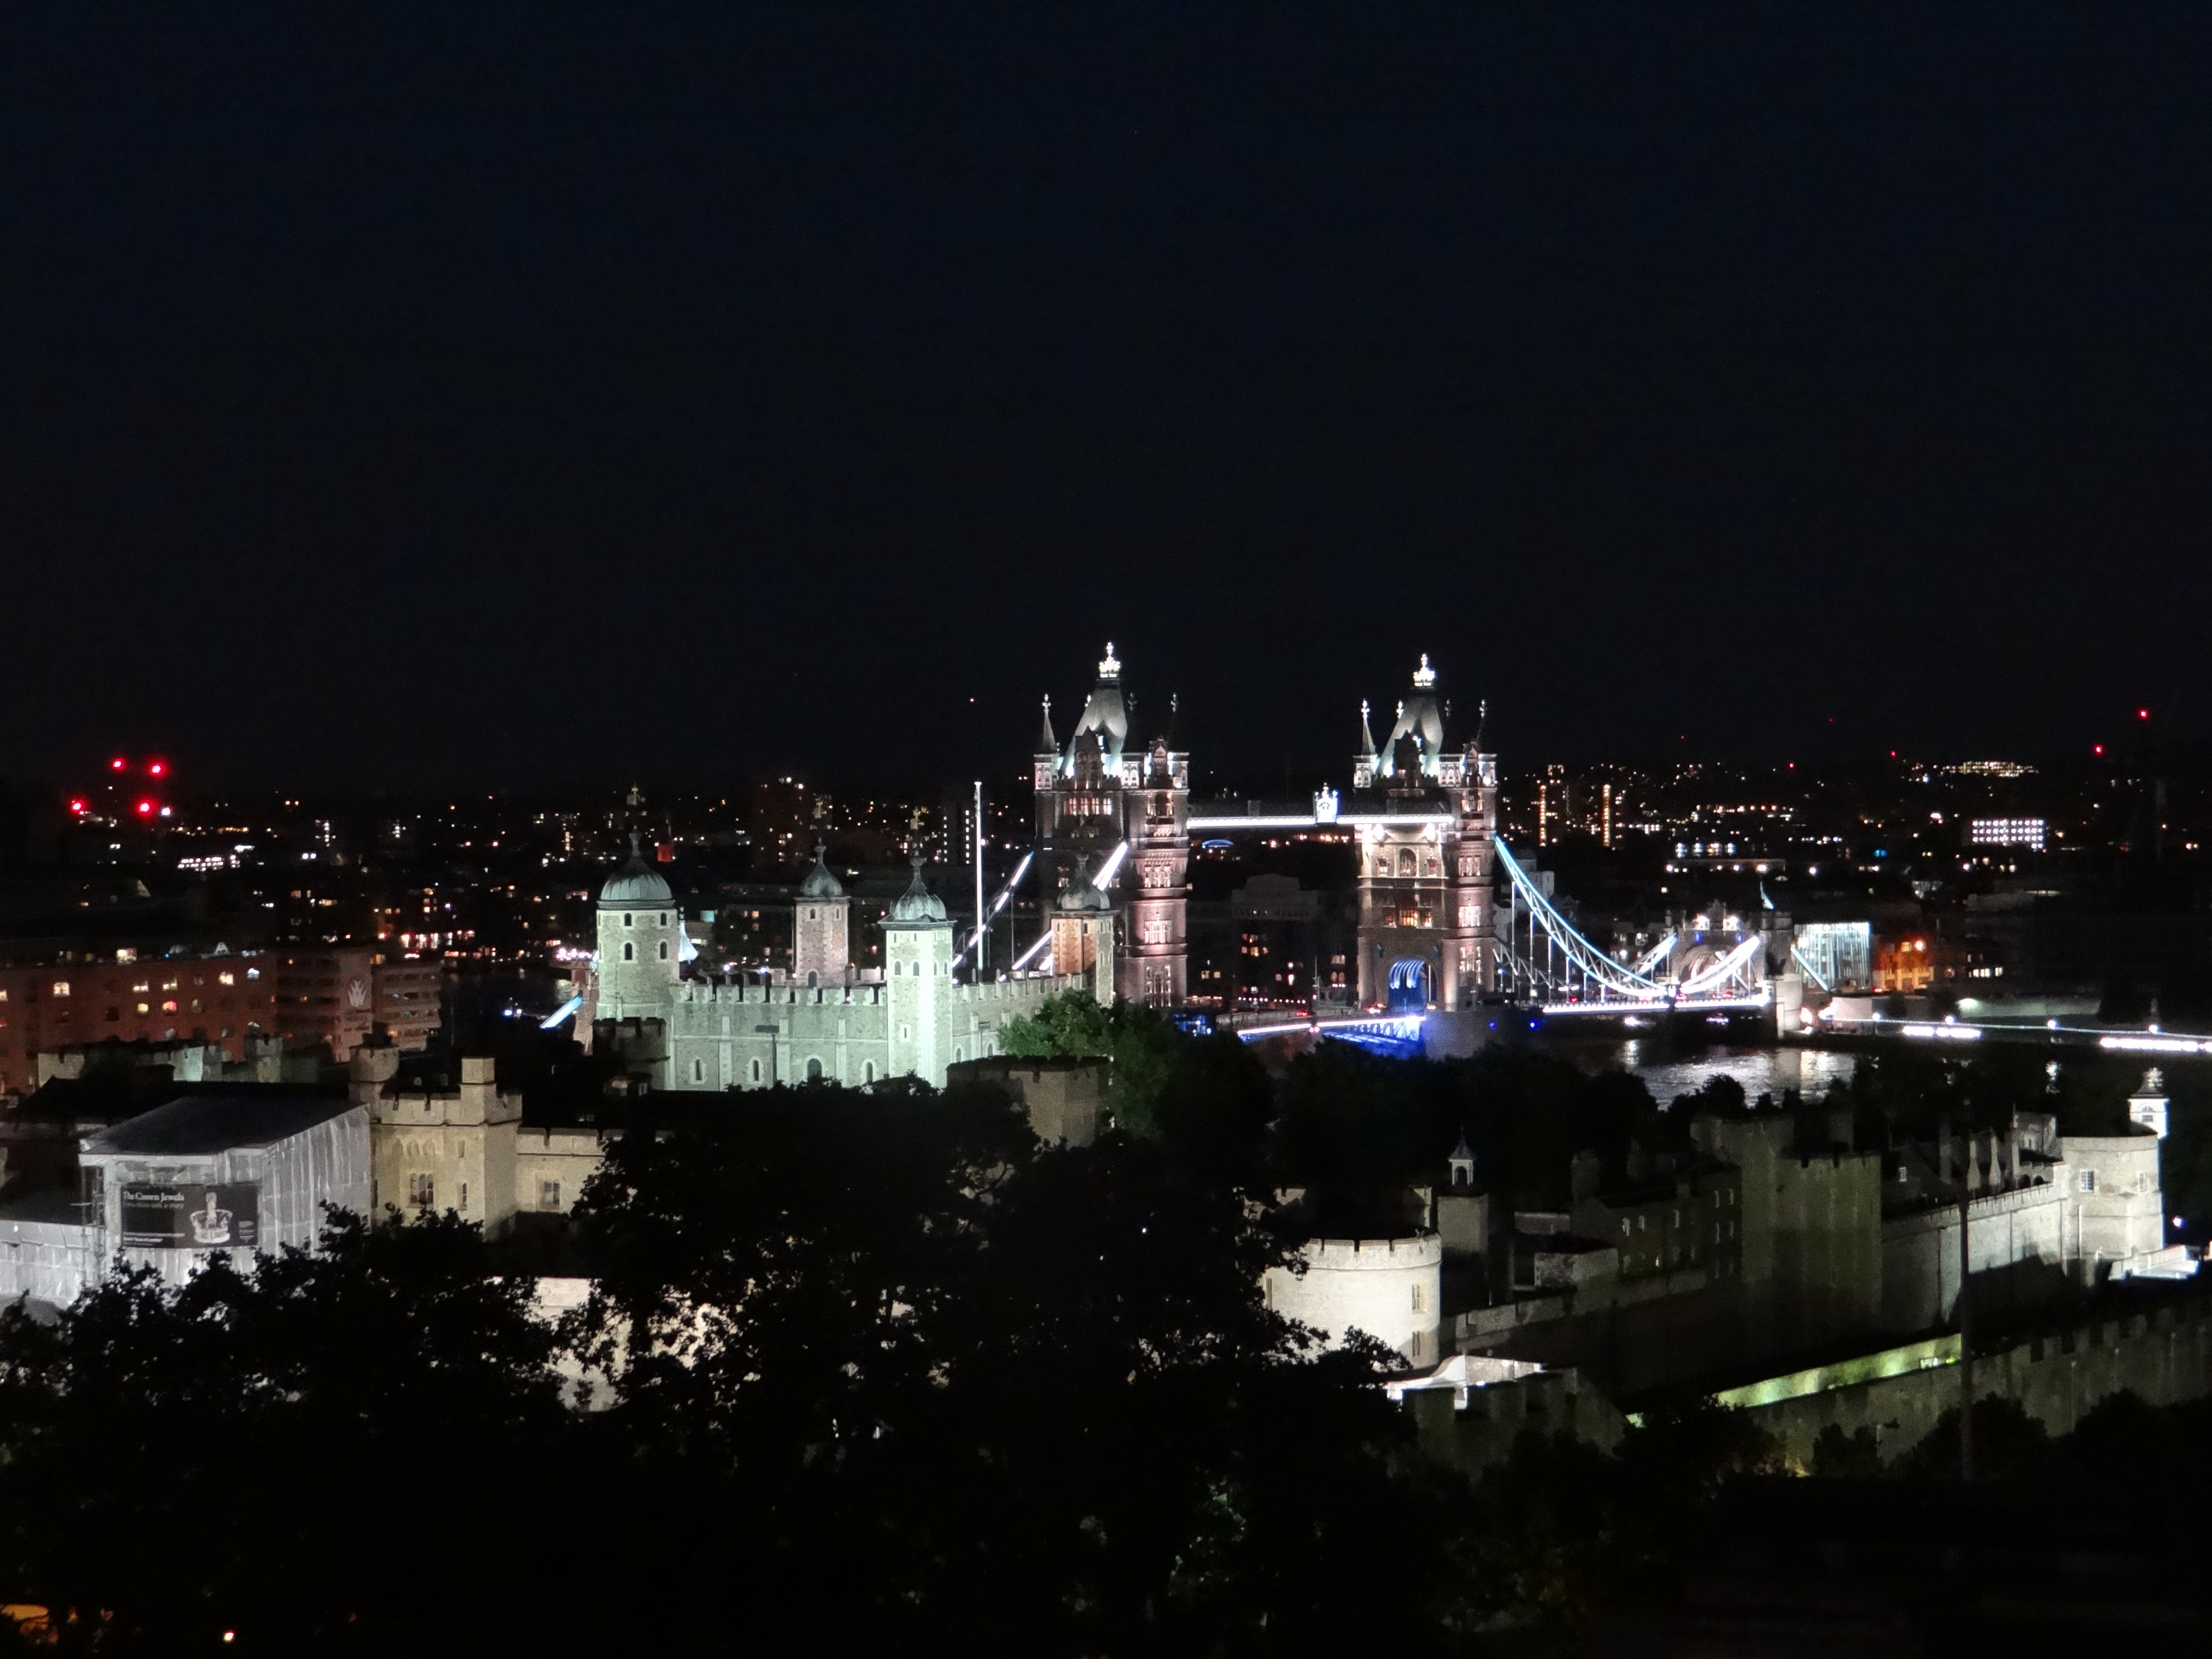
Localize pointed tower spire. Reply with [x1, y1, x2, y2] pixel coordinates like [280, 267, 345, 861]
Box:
[1359, 698, 1377, 758]
[1037, 693, 1057, 756]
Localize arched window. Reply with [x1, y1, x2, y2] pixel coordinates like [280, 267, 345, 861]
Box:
[659, 913, 668, 926]
[658, 941, 669, 961]
[806, 971, 817, 988]
[805, 1057, 823, 1082]
[1397, 848, 1415, 877]
[863, 1061, 876, 1084]
[807, 908, 817, 921]
[692, 1059, 704, 1083]
[953, 1045, 964, 1063]
[749, 1058, 762, 1084]
[623, 942, 634, 961]
[623, 913, 633, 928]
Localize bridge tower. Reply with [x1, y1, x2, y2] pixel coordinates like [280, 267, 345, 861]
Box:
[1033, 644, 1189, 1008]
[1351, 656, 1496, 1010]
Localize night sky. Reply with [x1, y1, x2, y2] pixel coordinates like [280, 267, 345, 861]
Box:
[5, 7, 2209, 792]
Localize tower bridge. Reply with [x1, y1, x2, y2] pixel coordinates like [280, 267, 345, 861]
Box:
[1029, 645, 1783, 1020]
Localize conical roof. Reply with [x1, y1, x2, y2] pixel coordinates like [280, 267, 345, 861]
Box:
[1064, 642, 1129, 765]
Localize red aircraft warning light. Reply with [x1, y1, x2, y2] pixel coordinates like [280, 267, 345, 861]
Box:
[135, 799, 155, 817]
[109, 757, 126, 772]
[147, 759, 166, 777]
[69, 798, 87, 815]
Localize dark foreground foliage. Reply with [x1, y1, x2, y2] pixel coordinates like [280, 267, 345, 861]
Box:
[0, 1080, 1471, 1655]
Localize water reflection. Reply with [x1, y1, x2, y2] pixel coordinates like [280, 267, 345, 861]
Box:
[1584, 1042, 1860, 1109]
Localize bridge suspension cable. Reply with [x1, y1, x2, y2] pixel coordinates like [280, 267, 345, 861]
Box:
[1492, 839, 1666, 1002]
[1676, 933, 1764, 997]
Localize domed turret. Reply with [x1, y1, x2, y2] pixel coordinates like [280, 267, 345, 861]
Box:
[594, 825, 681, 1028]
[601, 851, 674, 909]
[799, 844, 845, 900]
[889, 855, 949, 923]
[601, 794, 674, 906]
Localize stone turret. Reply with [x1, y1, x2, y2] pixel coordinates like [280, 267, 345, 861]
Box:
[595, 793, 681, 1025]
[885, 857, 953, 1084]
[793, 844, 852, 987]
[1050, 857, 1118, 1009]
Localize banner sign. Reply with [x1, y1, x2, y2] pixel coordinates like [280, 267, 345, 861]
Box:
[118, 1183, 260, 1251]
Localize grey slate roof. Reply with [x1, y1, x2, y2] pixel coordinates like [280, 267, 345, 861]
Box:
[82, 1092, 356, 1157]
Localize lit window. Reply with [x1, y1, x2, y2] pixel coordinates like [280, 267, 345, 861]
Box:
[51, 982, 69, 998]
[2080, 1171, 2096, 1193]
[408, 1173, 434, 1209]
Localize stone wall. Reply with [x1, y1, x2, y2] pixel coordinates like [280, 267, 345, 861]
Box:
[661, 970, 1100, 1093]
[1404, 1368, 1626, 1473]
[1266, 1233, 1443, 1367]
[1879, 1179, 2070, 1332]
[944, 1057, 1102, 1148]
[513, 1126, 608, 1221]
[1736, 1294, 2212, 1467]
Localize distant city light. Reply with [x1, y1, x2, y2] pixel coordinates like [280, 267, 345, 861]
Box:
[1969, 817, 2045, 850]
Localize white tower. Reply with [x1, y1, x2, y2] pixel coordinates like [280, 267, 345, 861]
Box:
[885, 857, 953, 1086]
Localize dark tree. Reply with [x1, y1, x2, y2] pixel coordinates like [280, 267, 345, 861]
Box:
[0, 1210, 574, 1653]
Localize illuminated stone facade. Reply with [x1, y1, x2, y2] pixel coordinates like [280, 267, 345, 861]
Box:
[585, 852, 1109, 1095]
[1033, 645, 1190, 1008]
[1350, 657, 1498, 1009]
